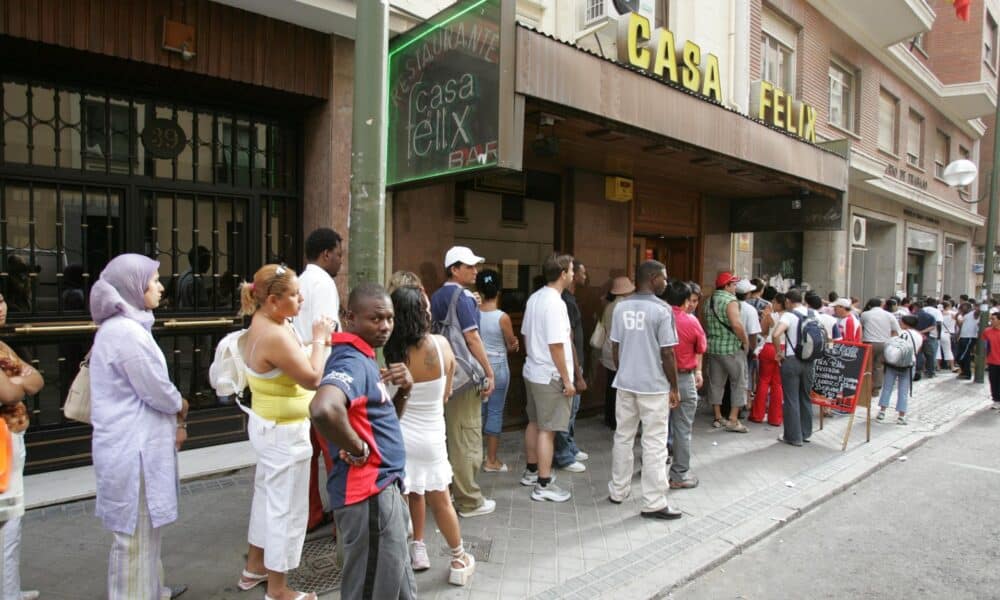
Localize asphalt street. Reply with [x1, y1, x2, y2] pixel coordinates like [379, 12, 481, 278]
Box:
[673, 406, 1000, 600]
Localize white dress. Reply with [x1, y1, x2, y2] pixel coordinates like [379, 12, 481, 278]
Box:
[397, 337, 453, 494]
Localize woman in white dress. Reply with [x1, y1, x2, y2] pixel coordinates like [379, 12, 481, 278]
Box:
[384, 286, 476, 587]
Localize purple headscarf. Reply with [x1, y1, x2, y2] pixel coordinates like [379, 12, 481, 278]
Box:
[90, 254, 160, 329]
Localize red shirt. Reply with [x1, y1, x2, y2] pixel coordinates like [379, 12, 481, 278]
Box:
[981, 327, 1000, 365]
[672, 306, 708, 371]
[839, 313, 862, 343]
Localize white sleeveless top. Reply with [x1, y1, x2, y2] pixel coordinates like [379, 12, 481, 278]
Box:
[395, 336, 453, 494]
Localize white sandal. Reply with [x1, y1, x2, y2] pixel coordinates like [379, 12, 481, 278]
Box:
[237, 569, 267, 591]
[448, 551, 476, 586]
[264, 593, 317, 600]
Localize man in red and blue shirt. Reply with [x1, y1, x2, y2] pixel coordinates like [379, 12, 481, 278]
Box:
[311, 283, 415, 600]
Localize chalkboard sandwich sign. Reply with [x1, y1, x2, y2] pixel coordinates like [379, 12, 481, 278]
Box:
[809, 340, 872, 413]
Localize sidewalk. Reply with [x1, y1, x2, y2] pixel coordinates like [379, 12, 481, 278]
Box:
[18, 374, 990, 599]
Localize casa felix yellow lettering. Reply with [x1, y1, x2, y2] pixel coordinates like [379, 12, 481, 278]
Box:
[617, 13, 724, 102]
[773, 87, 785, 128]
[682, 41, 701, 93]
[702, 53, 722, 102]
[757, 81, 773, 120]
[799, 104, 816, 142]
[618, 12, 651, 69]
[651, 28, 678, 82]
[785, 94, 797, 133]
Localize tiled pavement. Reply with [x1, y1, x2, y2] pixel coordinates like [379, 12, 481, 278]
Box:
[19, 374, 990, 599]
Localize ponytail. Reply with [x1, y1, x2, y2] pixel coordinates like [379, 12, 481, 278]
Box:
[239, 281, 257, 316]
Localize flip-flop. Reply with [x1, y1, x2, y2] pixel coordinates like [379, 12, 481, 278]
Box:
[483, 463, 509, 473]
[237, 569, 268, 591]
[265, 594, 317, 600]
[711, 419, 723, 428]
[725, 422, 748, 433]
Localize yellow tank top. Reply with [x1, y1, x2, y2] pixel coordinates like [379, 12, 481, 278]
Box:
[247, 369, 313, 424]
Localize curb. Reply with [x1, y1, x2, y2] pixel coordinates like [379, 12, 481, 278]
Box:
[648, 396, 990, 599]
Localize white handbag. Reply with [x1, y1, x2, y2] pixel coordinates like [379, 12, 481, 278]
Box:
[589, 320, 607, 349]
[63, 353, 91, 424]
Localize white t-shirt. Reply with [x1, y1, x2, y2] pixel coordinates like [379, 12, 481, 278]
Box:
[740, 301, 762, 336]
[521, 286, 574, 385]
[778, 306, 809, 357]
[816, 312, 839, 340]
[294, 263, 340, 345]
[860, 307, 900, 343]
[959, 312, 980, 338]
[942, 309, 957, 336]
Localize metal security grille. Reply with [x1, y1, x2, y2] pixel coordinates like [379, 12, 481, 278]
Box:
[0, 76, 303, 473]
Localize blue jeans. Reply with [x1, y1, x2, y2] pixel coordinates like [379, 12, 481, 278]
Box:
[916, 337, 939, 377]
[553, 394, 581, 467]
[482, 360, 509, 436]
[879, 366, 912, 413]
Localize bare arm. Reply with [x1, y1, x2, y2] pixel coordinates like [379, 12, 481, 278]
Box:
[548, 343, 574, 396]
[612, 341, 619, 371]
[498, 313, 520, 353]
[660, 346, 679, 392]
[726, 300, 749, 350]
[310, 385, 365, 456]
[436, 335, 456, 403]
[267, 326, 329, 390]
[772, 319, 789, 361]
[463, 329, 495, 395]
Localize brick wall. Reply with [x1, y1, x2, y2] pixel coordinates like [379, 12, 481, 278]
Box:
[924, 0, 993, 86]
[754, 0, 980, 217]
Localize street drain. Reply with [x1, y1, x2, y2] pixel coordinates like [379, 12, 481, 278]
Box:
[288, 536, 342, 594]
[438, 534, 493, 562]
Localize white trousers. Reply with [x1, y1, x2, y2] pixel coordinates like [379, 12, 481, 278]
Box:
[939, 331, 954, 362]
[0, 432, 26, 600]
[246, 412, 311, 573]
[108, 476, 167, 600]
[608, 390, 670, 512]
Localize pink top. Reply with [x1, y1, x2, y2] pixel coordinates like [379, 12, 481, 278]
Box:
[672, 306, 708, 371]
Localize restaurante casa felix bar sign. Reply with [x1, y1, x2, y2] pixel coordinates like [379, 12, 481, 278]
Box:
[387, 0, 517, 187]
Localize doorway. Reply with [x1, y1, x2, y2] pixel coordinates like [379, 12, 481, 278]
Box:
[633, 236, 694, 281]
[907, 251, 926, 297]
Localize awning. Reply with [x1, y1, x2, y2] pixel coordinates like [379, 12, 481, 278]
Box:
[514, 26, 849, 194]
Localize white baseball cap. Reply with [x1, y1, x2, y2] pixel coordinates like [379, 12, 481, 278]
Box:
[444, 246, 484, 268]
[735, 279, 756, 294]
[832, 298, 852, 309]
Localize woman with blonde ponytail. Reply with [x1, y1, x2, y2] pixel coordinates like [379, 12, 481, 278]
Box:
[235, 264, 334, 600]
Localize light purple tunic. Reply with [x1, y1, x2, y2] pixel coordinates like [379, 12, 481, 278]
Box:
[88, 253, 183, 536]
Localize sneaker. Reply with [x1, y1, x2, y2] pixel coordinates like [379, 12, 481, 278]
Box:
[531, 482, 571, 502]
[519, 469, 557, 486]
[574, 450, 590, 461]
[669, 477, 699, 489]
[458, 498, 496, 518]
[410, 540, 431, 571]
[876, 409, 886, 422]
[896, 415, 908, 426]
[559, 461, 586, 473]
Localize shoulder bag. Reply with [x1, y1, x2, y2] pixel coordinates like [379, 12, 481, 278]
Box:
[63, 352, 92, 424]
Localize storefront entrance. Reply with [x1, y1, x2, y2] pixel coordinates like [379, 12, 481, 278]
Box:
[633, 236, 695, 282]
[907, 251, 926, 297]
[1, 76, 302, 473]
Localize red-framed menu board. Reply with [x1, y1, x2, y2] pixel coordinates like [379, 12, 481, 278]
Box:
[809, 341, 872, 413]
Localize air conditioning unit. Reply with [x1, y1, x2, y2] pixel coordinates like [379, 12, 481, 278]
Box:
[582, 0, 656, 29]
[851, 215, 867, 248]
[945, 242, 955, 258]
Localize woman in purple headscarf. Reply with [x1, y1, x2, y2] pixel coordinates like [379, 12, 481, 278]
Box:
[89, 254, 189, 600]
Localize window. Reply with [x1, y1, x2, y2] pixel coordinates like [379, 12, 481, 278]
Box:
[906, 110, 924, 168]
[761, 8, 797, 92]
[934, 130, 950, 179]
[655, 0, 669, 29]
[987, 13, 998, 71]
[878, 89, 899, 154]
[585, 0, 605, 24]
[501, 194, 525, 223]
[828, 62, 855, 131]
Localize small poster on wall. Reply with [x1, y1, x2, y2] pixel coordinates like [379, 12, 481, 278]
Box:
[502, 259, 519, 289]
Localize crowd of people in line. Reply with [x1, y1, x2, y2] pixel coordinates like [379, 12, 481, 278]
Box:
[0, 229, 998, 600]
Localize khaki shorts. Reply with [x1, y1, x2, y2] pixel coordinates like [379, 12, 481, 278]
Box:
[525, 378, 571, 432]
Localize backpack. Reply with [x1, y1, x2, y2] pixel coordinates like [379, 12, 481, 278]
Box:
[792, 309, 828, 361]
[432, 287, 486, 394]
[884, 332, 917, 369]
[209, 329, 249, 400]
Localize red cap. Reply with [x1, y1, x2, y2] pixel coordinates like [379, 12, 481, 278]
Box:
[715, 272, 739, 288]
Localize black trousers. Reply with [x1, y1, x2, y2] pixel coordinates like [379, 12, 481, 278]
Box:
[989, 364, 1000, 402]
[956, 337, 976, 378]
[605, 368, 617, 429]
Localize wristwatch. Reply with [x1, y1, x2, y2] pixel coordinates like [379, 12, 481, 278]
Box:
[346, 440, 370, 462]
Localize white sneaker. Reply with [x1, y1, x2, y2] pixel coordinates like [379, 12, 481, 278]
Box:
[520, 469, 557, 486]
[531, 482, 571, 502]
[410, 540, 431, 571]
[458, 498, 496, 518]
[560, 461, 586, 473]
[574, 450, 590, 461]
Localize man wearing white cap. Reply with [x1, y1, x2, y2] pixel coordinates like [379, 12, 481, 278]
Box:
[430, 246, 497, 518]
[832, 298, 862, 343]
